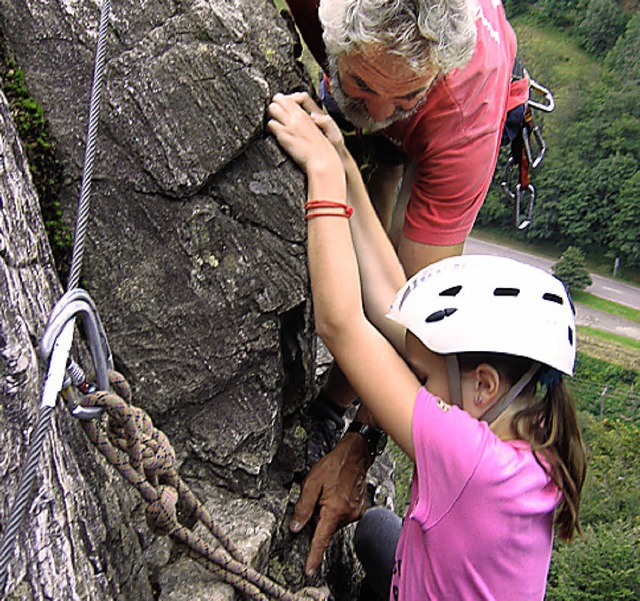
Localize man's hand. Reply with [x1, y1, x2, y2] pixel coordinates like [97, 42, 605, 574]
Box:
[290, 432, 373, 577]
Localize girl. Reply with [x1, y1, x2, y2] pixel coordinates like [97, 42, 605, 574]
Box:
[266, 92, 586, 600]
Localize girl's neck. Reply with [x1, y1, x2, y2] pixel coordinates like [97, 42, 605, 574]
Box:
[489, 394, 534, 441]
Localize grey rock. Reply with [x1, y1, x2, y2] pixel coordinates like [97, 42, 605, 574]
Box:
[0, 0, 398, 598]
[0, 88, 153, 600]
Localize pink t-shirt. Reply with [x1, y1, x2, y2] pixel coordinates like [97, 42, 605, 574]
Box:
[391, 387, 560, 600]
[384, 0, 527, 245]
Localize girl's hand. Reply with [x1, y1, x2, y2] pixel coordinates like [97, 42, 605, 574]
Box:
[267, 92, 345, 177]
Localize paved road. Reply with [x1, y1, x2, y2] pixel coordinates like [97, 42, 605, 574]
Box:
[464, 236, 640, 341]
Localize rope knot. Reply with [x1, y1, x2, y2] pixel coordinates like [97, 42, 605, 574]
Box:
[146, 485, 179, 536]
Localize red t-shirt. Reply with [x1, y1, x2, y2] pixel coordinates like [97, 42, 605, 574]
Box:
[285, 0, 529, 245]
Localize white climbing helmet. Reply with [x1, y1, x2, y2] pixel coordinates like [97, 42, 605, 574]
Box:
[386, 254, 576, 375]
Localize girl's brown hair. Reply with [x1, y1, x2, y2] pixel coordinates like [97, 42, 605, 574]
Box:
[459, 353, 587, 541]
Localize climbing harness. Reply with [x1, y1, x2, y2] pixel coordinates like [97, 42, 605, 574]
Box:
[0, 1, 328, 599]
[500, 67, 555, 230]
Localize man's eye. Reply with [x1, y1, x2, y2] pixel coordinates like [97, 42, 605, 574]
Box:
[352, 75, 375, 94]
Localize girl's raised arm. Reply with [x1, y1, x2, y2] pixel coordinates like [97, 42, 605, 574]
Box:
[266, 93, 420, 457]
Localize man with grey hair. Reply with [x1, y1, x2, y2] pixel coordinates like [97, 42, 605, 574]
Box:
[283, 0, 529, 580]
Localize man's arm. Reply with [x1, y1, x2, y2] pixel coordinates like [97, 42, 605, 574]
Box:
[397, 236, 465, 278]
[366, 162, 404, 232]
[388, 160, 466, 277]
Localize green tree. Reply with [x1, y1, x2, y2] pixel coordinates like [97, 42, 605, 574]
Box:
[610, 171, 640, 269]
[606, 13, 640, 82]
[577, 0, 630, 57]
[559, 154, 637, 249]
[537, 0, 585, 29]
[578, 415, 640, 525]
[546, 518, 640, 600]
[553, 246, 593, 291]
[547, 414, 640, 600]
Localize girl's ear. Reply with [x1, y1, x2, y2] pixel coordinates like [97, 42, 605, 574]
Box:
[473, 363, 502, 408]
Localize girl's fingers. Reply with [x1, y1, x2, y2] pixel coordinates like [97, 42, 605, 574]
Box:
[296, 92, 322, 115]
[311, 113, 343, 146]
[266, 101, 288, 124]
[273, 91, 323, 117]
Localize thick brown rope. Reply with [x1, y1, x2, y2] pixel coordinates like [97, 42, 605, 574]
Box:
[80, 371, 329, 601]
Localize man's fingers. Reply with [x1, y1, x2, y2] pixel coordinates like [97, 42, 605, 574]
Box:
[304, 511, 342, 577]
[290, 475, 322, 533]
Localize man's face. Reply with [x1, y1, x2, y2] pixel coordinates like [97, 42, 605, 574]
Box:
[327, 47, 438, 131]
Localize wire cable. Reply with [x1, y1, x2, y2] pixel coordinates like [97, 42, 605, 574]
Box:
[0, 0, 111, 595]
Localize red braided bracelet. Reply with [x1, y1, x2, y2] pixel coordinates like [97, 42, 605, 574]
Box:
[304, 200, 353, 219]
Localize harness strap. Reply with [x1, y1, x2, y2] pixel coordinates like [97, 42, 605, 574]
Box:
[480, 362, 541, 424]
[444, 355, 463, 409]
[284, 0, 327, 70]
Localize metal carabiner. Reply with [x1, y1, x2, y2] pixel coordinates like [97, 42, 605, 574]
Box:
[527, 77, 555, 113]
[501, 156, 517, 201]
[515, 183, 536, 230]
[521, 124, 547, 170]
[40, 288, 113, 419]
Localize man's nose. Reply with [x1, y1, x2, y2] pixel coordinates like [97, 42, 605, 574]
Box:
[365, 98, 396, 122]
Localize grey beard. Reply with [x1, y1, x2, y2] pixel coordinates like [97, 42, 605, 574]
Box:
[327, 60, 421, 131]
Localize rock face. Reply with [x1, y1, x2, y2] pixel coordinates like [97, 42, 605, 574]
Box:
[0, 87, 154, 600]
[0, 0, 397, 598]
[0, 0, 331, 597]
[0, 0, 314, 492]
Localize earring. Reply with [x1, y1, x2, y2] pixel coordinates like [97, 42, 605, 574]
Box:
[476, 396, 483, 406]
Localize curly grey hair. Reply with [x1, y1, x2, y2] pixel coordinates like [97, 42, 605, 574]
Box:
[318, 0, 478, 75]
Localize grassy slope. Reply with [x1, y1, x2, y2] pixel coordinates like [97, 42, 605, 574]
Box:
[510, 18, 605, 150]
[477, 18, 640, 284]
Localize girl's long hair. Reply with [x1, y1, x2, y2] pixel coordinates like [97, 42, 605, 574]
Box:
[459, 353, 587, 541]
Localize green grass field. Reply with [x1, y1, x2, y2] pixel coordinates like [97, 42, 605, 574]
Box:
[573, 291, 640, 323]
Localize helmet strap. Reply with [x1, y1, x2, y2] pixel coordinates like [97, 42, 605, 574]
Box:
[480, 361, 541, 424]
[444, 354, 463, 409]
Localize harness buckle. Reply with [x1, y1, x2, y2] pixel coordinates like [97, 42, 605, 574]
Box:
[40, 289, 113, 419]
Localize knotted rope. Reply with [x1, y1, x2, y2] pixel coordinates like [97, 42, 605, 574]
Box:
[80, 371, 328, 601]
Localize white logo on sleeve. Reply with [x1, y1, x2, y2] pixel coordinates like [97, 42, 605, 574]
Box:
[436, 398, 451, 412]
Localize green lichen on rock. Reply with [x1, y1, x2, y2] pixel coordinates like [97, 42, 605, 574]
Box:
[1, 54, 71, 281]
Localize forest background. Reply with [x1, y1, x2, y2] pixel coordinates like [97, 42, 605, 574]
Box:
[481, 0, 640, 281]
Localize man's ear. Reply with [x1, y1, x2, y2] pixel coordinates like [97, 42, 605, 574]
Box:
[472, 363, 503, 408]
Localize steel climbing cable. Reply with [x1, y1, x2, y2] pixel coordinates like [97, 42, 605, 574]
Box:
[0, 0, 112, 595]
[0, 406, 55, 595]
[68, 0, 111, 290]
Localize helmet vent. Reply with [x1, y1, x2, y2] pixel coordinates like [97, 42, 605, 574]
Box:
[425, 307, 458, 323]
[493, 287, 520, 296]
[543, 292, 564, 305]
[439, 285, 462, 297]
[568, 326, 574, 345]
